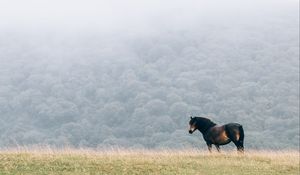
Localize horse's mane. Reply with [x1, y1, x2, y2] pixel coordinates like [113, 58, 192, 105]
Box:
[195, 117, 217, 133]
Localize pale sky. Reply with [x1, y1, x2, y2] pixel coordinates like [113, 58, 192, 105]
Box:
[0, 0, 297, 32]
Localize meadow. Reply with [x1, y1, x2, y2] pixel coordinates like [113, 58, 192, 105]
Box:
[0, 148, 299, 175]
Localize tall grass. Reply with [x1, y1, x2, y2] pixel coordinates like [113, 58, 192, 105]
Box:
[0, 147, 299, 175]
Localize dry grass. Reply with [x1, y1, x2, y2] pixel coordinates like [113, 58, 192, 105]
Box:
[0, 147, 299, 175]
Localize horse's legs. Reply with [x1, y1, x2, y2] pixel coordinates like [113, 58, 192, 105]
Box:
[215, 145, 220, 153]
[237, 142, 244, 153]
[232, 141, 244, 153]
[207, 143, 212, 153]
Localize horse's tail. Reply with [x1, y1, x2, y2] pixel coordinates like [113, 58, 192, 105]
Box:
[238, 125, 244, 151]
[238, 125, 244, 142]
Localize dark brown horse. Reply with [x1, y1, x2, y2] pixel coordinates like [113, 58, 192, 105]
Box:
[188, 116, 244, 153]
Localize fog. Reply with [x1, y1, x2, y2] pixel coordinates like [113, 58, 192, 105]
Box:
[0, 0, 299, 149]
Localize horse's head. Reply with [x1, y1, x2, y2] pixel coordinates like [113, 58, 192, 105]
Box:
[189, 116, 198, 134]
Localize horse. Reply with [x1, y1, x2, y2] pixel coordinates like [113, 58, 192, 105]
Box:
[188, 116, 244, 153]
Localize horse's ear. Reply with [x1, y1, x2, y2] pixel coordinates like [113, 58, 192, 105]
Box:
[190, 116, 193, 119]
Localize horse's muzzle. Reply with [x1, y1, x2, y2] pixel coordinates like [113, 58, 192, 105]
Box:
[189, 130, 193, 134]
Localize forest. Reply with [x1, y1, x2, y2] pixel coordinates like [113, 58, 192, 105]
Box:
[0, 0, 298, 150]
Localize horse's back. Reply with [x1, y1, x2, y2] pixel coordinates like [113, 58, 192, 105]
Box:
[225, 123, 242, 128]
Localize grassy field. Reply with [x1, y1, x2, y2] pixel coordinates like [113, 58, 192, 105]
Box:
[0, 148, 299, 175]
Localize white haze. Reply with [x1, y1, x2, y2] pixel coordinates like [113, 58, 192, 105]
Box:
[0, 0, 297, 32]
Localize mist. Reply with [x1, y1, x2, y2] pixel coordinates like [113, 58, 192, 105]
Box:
[0, 0, 299, 149]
